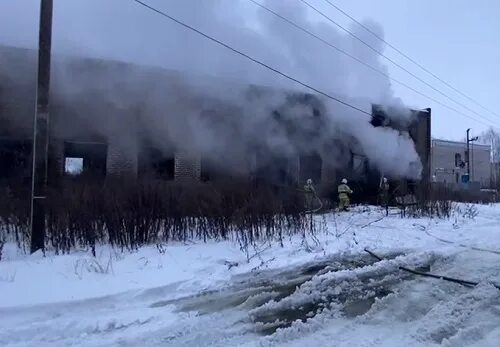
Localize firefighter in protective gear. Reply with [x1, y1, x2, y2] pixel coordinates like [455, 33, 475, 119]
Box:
[304, 178, 316, 210]
[338, 178, 353, 211]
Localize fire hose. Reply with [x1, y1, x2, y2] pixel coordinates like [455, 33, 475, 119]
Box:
[305, 192, 324, 214]
[296, 188, 324, 214]
[364, 248, 500, 290]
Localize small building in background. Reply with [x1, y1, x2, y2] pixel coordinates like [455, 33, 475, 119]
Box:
[431, 139, 491, 188]
[491, 162, 500, 188]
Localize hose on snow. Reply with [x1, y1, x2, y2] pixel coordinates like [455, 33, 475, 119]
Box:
[364, 248, 500, 290]
[296, 188, 324, 214]
[304, 193, 324, 214]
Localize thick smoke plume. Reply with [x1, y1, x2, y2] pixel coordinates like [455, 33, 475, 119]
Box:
[0, 0, 422, 179]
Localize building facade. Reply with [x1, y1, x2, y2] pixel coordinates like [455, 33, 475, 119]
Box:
[0, 45, 431, 199]
[431, 139, 491, 188]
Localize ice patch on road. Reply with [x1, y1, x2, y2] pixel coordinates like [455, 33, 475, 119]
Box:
[154, 250, 440, 342]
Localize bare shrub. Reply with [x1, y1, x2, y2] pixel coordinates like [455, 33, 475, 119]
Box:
[1, 177, 317, 255]
[403, 183, 487, 219]
[74, 255, 114, 279]
[0, 180, 30, 252]
[454, 203, 479, 220]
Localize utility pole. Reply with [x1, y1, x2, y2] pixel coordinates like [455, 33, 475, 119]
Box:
[466, 128, 470, 177]
[466, 128, 478, 182]
[30, 0, 53, 254]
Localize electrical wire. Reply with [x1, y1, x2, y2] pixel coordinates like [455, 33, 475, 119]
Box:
[131, 0, 372, 117]
[249, 0, 499, 127]
[322, 0, 500, 119]
[298, 0, 499, 126]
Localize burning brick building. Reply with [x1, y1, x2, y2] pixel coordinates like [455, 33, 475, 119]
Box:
[0, 45, 430, 197]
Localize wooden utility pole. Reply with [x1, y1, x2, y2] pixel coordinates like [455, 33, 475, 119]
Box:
[466, 128, 478, 182]
[30, 0, 53, 254]
[466, 128, 471, 177]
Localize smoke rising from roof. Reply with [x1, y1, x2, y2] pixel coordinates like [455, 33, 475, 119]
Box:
[0, 0, 423, 180]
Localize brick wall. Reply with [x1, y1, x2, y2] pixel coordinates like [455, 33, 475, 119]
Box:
[106, 136, 138, 176]
[174, 151, 201, 181]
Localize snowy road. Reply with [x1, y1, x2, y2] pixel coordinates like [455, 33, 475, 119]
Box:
[2, 205, 500, 346]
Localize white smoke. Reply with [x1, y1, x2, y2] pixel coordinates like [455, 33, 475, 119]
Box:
[0, 0, 423, 179]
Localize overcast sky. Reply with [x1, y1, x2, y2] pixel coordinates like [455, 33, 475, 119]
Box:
[1, 0, 498, 141]
[333, 0, 500, 140]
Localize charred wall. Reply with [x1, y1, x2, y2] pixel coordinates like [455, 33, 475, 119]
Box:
[0, 45, 431, 193]
[370, 105, 432, 198]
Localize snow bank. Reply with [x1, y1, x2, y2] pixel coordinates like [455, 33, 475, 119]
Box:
[1, 204, 500, 346]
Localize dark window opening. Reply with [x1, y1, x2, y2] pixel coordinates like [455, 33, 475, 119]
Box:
[138, 146, 174, 180]
[455, 153, 462, 168]
[200, 157, 230, 182]
[371, 105, 389, 127]
[0, 138, 31, 180]
[299, 153, 322, 184]
[351, 153, 367, 178]
[255, 152, 292, 186]
[64, 142, 107, 177]
[200, 158, 211, 182]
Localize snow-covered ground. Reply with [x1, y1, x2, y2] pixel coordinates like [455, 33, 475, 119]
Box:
[1, 204, 500, 346]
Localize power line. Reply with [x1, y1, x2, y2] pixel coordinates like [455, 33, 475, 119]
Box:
[248, 0, 498, 128]
[131, 0, 372, 117]
[322, 0, 500, 120]
[131, 0, 496, 128]
[298, 0, 499, 126]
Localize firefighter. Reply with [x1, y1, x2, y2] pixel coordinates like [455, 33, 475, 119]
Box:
[379, 177, 390, 215]
[304, 178, 316, 210]
[338, 178, 353, 211]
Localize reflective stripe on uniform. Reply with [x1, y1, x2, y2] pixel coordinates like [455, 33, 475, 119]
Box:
[338, 184, 351, 193]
